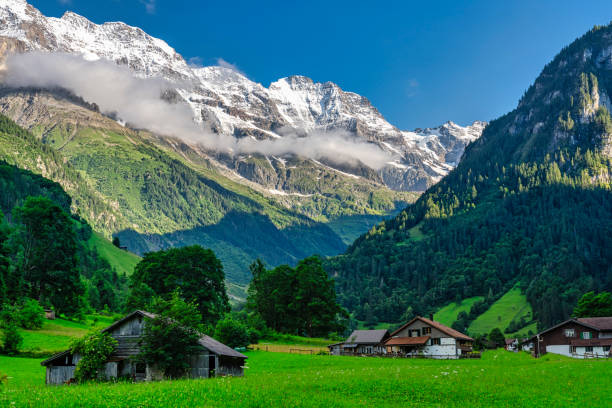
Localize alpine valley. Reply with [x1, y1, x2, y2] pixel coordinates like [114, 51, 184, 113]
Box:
[0, 0, 485, 292]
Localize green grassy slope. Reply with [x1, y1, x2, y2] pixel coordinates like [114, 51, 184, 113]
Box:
[0, 316, 116, 355]
[468, 287, 533, 336]
[88, 232, 140, 277]
[434, 296, 484, 327]
[1, 351, 611, 407]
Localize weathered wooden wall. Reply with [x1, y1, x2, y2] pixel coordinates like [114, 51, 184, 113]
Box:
[46, 366, 75, 385]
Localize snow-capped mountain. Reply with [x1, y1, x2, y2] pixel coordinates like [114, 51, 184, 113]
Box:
[0, 0, 485, 191]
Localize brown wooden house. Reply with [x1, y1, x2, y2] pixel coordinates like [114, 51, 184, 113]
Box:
[41, 310, 247, 385]
[384, 316, 474, 359]
[524, 317, 612, 359]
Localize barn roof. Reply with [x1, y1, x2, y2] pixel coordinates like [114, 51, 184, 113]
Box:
[344, 329, 389, 345]
[390, 316, 473, 341]
[41, 350, 71, 366]
[198, 334, 247, 359]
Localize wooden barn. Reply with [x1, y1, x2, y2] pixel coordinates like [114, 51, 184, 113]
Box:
[41, 310, 247, 385]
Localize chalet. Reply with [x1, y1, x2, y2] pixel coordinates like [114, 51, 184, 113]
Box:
[41, 310, 247, 385]
[524, 317, 612, 359]
[384, 316, 474, 359]
[331, 329, 390, 355]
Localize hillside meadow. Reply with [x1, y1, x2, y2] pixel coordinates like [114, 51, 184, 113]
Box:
[1, 350, 610, 407]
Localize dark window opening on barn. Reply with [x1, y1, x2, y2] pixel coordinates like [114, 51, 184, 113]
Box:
[585, 346, 593, 353]
[604, 346, 611, 353]
[209, 355, 216, 377]
[570, 346, 577, 353]
[430, 338, 441, 345]
[136, 363, 146, 375]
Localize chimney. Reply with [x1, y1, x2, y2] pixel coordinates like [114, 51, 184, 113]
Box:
[429, 313, 434, 321]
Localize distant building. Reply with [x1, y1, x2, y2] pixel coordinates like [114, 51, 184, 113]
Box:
[44, 309, 56, 320]
[329, 329, 390, 355]
[524, 317, 612, 359]
[384, 316, 474, 359]
[41, 310, 247, 385]
[505, 338, 519, 352]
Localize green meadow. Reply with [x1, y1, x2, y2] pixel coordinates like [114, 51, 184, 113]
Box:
[1, 350, 610, 407]
[468, 287, 533, 336]
[433, 296, 484, 327]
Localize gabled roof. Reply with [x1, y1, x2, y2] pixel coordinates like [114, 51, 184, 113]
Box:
[41, 310, 246, 366]
[345, 329, 389, 345]
[576, 317, 612, 331]
[390, 316, 473, 341]
[100, 310, 156, 334]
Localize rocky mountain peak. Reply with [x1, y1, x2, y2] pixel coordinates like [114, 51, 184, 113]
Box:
[0, 0, 486, 192]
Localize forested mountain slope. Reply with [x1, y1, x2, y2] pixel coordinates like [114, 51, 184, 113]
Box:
[0, 160, 125, 313]
[326, 24, 612, 331]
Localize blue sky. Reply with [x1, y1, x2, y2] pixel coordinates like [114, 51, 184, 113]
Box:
[32, 0, 612, 129]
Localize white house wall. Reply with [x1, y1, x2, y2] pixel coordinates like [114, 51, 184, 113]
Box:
[423, 337, 458, 358]
[546, 344, 609, 359]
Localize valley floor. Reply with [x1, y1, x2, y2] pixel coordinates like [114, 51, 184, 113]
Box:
[1, 350, 610, 407]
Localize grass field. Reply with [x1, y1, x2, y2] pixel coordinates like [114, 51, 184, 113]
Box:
[1, 315, 118, 356]
[88, 232, 141, 277]
[468, 287, 533, 336]
[434, 296, 485, 327]
[1, 350, 610, 407]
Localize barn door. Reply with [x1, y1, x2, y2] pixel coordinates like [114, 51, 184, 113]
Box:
[209, 355, 216, 377]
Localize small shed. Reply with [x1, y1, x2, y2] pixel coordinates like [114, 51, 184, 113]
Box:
[41, 310, 247, 385]
[44, 309, 56, 320]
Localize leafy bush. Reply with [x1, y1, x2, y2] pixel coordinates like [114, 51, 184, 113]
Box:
[0, 371, 7, 386]
[70, 330, 117, 383]
[1, 323, 22, 355]
[18, 299, 44, 330]
[214, 317, 250, 349]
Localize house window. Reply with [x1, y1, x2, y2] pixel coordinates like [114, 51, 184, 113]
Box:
[581, 332, 592, 339]
[585, 346, 593, 353]
[430, 338, 441, 345]
[603, 346, 610, 353]
[423, 327, 431, 335]
[570, 346, 577, 353]
[564, 329, 575, 338]
[409, 329, 420, 337]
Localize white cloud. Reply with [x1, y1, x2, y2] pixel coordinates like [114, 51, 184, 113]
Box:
[139, 0, 156, 14]
[2, 52, 392, 169]
[406, 78, 419, 98]
[216, 58, 245, 76]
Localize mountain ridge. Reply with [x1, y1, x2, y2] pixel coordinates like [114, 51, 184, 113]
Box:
[0, 0, 485, 192]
